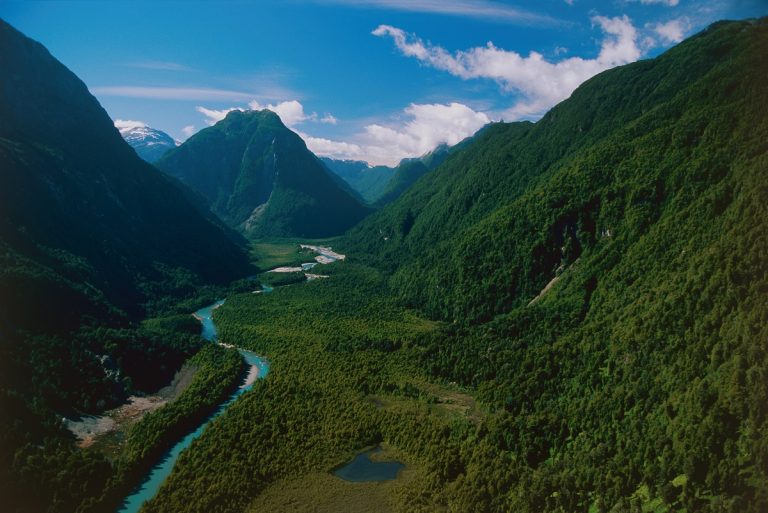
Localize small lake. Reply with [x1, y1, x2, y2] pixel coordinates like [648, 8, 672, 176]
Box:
[333, 447, 404, 482]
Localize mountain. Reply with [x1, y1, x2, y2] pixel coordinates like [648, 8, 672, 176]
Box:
[0, 19, 253, 509]
[348, 18, 768, 321]
[0, 19, 250, 320]
[119, 125, 177, 163]
[342, 18, 768, 511]
[320, 157, 395, 203]
[157, 110, 371, 238]
[373, 143, 452, 207]
[321, 144, 454, 206]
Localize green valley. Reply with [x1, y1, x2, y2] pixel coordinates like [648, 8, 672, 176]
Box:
[1, 9, 766, 513]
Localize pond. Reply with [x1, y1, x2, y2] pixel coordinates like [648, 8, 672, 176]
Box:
[333, 447, 404, 482]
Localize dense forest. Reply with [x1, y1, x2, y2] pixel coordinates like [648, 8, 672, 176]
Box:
[1, 14, 767, 513]
[139, 18, 768, 513]
[0, 19, 253, 513]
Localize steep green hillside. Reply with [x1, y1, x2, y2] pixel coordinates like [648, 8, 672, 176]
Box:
[348, 19, 768, 323]
[339, 18, 768, 511]
[374, 143, 452, 207]
[0, 19, 252, 512]
[157, 111, 371, 237]
[0, 20, 250, 319]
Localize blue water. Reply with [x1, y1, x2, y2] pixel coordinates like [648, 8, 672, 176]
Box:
[194, 299, 225, 341]
[116, 302, 269, 513]
[333, 447, 404, 482]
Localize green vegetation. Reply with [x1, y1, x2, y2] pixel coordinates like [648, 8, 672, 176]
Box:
[342, 18, 768, 512]
[2, 16, 767, 513]
[250, 238, 338, 271]
[90, 344, 245, 512]
[322, 144, 453, 207]
[157, 110, 371, 238]
[246, 447, 423, 513]
[145, 19, 766, 513]
[118, 345, 244, 473]
[250, 241, 306, 270]
[0, 19, 252, 513]
[374, 143, 451, 207]
[138, 264, 467, 513]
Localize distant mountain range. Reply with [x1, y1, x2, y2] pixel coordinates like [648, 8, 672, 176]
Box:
[157, 110, 371, 238]
[119, 125, 177, 163]
[321, 143, 453, 206]
[319, 158, 396, 203]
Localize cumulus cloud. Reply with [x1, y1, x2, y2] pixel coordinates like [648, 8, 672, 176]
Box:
[299, 132, 363, 158]
[373, 15, 641, 119]
[320, 114, 338, 124]
[194, 97, 490, 166]
[181, 125, 197, 138]
[248, 99, 319, 127]
[650, 18, 688, 43]
[303, 102, 490, 166]
[196, 106, 241, 125]
[114, 119, 146, 131]
[195, 99, 341, 130]
[114, 119, 147, 135]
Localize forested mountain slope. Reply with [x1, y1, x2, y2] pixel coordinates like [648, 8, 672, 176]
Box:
[373, 143, 452, 207]
[0, 19, 252, 511]
[339, 18, 768, 511]
[321, 143, 451, 206]
[347, 19, 768, 324]
[157, 110, 371, 238]
[0, 19, 250, 321]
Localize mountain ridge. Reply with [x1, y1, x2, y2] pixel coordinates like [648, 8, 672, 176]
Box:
[157, 110, 372, 238]
[120, 125, 177, 163]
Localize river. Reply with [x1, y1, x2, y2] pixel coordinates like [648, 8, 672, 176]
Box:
[115, 245, 343, 512]
[116, 299, 269, 513]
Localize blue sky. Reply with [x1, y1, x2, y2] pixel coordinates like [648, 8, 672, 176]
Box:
[2, 0, 765, 165]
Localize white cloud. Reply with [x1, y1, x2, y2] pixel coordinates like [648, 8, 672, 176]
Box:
[299, 132, 363, 158]
[181, 125, 197, 138]
[304, 102, 490, 166]
[248, 99, 318, 127]
[193, 98, 488, 166]
[373, 15, 641, 119]
[320, 0, 559, 25]
[93, 86, 254, 101]
[320, 114, 338, 124]
[195, 99, 339, 129]
[114, 119, 147, 135]
[114, 119, 146, 131]
[651, 18, 688, 43]
[196, 106, 241, 125]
